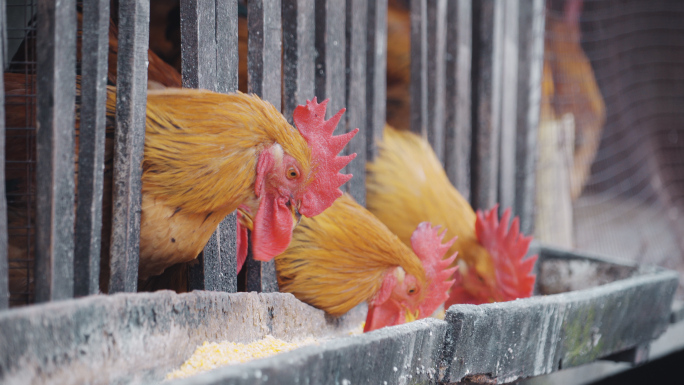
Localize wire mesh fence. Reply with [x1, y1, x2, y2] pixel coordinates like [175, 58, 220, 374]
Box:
[538, 0, 684, 297]
[2, 0, 683, 308]
[5, 0, 37, 307]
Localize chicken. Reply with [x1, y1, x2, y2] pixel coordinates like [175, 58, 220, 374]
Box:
[385, 0, 412, 132]
[6, 84, 355, 300]
[112, 91, 356, 280]
[275, 194, 457, 332]
[546, 0, 605, 201]
[366, 125, 537, 306]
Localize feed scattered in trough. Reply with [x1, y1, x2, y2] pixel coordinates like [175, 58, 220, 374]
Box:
[165, 335, 318, 380]
[166, 322, 366, 380]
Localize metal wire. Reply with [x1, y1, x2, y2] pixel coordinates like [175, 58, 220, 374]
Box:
[541, 0, 684, 297]
[5, 0, 37, 306]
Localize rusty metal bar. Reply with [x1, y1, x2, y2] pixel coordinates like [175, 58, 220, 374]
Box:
[282, 0, 315, 124]
[498, 0, 520, 212]
[426, 0, 447, 163]
[0, 0, 7, 310]
[470, 0, 503, 210]
[35, 0, 77, 302]
[444, 0, 472, 199]
[344, 0, 367, 206]
[109, 0, 149, 293]
[74, 0, 109, 297]
[410, 0, 427, 138]
[365, 0, 387, 162]
[181, 0, 238, 293]
[515, 0, 545, 234]
[245, 0, 281, 293]
[314, 0, 345, 120]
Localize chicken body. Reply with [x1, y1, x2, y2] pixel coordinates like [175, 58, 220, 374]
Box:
[367, 125, 536, 306]
[276, 193, 456, 332]
[110, 89, 354, 281]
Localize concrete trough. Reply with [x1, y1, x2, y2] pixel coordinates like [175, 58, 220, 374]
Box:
[0, 244, 679, 385]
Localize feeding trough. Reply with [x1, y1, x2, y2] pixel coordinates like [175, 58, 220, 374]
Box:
[0, 244, 678, 385]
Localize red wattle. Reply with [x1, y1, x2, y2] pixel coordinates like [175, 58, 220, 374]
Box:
[364, 301, 403, 332]
[251, 192, 294, 262]
[235, 213, 249, 274]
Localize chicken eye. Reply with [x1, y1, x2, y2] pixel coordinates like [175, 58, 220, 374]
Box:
[287, 167, 299, 179]
[408, 287, 417, 295]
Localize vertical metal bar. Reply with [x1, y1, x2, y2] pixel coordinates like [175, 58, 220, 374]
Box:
[515, 0, 545, 234]
[246, 0, 281, 293]
[215, 0, 239, 94]
[444, 0, 472, 199]
[344, 0, 367, 206]
[410, 0, 427, 137]
[498, 0, 519, 211]
[35, 0, 77, 302]
[314, 0, 345, 120]
[365, 0, 387, 162]
[470, 0, 503, 210]
[181, 0, 238, 293]
[74, 0, 109, 297]
[109, 0, 149, 293]
[180, 0, 216, 89]
[282, 0, 315, 125]
[0, 0, 7, 310]
[426, 0, 447, 163]
[0, 0, 6, 68]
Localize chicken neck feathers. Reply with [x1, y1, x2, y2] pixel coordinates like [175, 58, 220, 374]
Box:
[275, 193, 426, 317]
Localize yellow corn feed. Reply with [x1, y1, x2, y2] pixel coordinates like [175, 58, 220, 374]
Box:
[166, 322, 366, 380]
[166, 335, 317, 380]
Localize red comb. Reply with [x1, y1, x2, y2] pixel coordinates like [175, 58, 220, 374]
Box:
[293, 98, 358, 218]
[475, 205, 537, 301]
[410, 222, 459, 317]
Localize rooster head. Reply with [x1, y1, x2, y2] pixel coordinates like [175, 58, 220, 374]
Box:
[249, 97, 357, 263]
[446, 206, 537, 306]
[364, 222, 458, 332]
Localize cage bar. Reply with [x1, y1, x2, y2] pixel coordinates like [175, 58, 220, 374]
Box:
[444, 0, 472, 199]
[514, 0, 545, 235]
[497, 0, 520, 212]
[344, 0, 367, 206]
[0, 0, 7, 310]
[73, 0, 109, 297]
[109, 0, 149, 294]
[426, 0, 447, 163]
[470, 0, 503, 210]
[365, 0, 387, 162]
[409, 0, 427, 138]
[180, 0, 216, 90]
[314, 0, 345, 121]
[34, 0, 77, 303]
[215, 0, 239, 94]
[245, 0, 281, 293]
[282, 0, 315, 125]
[181, 0, 239, 293]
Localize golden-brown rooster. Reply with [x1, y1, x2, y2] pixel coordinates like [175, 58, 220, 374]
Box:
[366, 125, 537, 306]
[275, 193, 457, 332]
[546, 0, 605, 201]
[6, 87, 355, 298]
[111, 91, 356, 281]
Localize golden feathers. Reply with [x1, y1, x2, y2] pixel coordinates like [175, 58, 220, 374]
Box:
[366, 125, 496, 284]
[276, 193, 426, 316]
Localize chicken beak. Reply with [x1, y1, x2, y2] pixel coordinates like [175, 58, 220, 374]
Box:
[288, 199, 302, 227]
[405, 309, 419, 323]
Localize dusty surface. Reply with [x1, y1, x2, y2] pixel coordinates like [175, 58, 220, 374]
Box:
[0, 291, 366, 385]
[0, 249, 678, 385]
